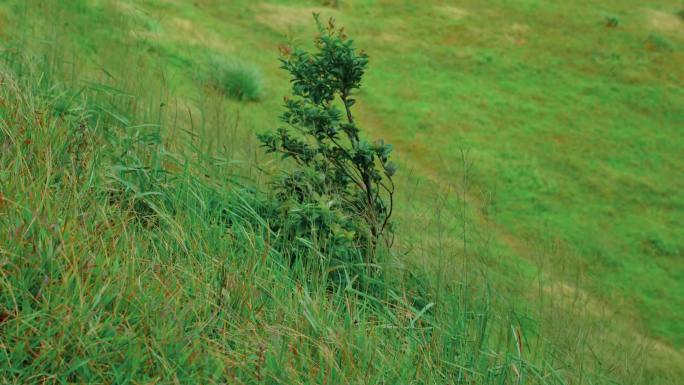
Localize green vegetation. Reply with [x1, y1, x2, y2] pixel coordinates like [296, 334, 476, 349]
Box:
[207, 56, 264, 102]
[0, 20, 555, 385]
[0, 0, 682, 383]
[258, 15, 395, 263]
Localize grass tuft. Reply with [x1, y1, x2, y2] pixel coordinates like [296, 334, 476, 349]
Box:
[206, 55, 263, 102]
[604, 15, 620, 28]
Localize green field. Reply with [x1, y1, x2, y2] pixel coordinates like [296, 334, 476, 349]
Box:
[1, 0, 683, 383]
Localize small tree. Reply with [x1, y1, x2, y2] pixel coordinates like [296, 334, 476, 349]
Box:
[258, 15, 396, 261]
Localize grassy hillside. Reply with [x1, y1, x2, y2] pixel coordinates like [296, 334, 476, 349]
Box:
[1, 0, 682, 383]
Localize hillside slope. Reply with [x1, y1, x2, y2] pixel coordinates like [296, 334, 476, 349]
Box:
[1, 0, 683, 383]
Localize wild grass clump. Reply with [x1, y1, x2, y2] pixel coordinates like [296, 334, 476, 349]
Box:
[604, 15, 620, 28]
[207, 55, 263, 101]
[646, 34, 673, 52]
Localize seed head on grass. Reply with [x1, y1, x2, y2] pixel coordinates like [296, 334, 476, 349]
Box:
[207, 56, 263, 102]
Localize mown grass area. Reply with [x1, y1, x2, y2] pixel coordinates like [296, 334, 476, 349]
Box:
[0, 0, 682, 383]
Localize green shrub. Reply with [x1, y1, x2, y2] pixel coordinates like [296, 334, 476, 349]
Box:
[258, 15, 396, 265]
[604, 15, 620, 28]
[207, 56, 263, 101]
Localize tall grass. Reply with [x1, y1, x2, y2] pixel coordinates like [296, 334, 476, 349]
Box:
[0, 52, 572, 384]
[0, 1, 678, 384]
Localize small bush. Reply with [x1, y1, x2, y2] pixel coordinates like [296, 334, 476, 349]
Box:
[258, 15, 396, 265]
[604, 15, 619, 28]
[207, 56, 263, 101]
